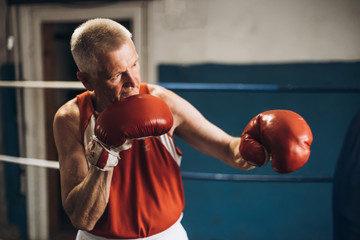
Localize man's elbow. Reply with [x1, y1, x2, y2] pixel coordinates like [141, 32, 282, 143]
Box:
[63, 204, 97, 231]
[68, 213, 97, 232]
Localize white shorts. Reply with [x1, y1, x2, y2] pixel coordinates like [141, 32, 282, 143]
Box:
[75, 214, 188, 240]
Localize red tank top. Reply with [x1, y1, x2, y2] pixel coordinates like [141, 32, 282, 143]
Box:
[76, 83, 185, 238]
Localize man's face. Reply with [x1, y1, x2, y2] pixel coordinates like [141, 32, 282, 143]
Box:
[90, 40, 141, 108]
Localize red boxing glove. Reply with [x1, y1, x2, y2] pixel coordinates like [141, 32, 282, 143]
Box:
[240, 110, 313, 174]
[86, 94, 173, 170]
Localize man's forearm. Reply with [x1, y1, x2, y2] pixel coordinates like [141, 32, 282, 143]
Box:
[64, 165, 113, 231]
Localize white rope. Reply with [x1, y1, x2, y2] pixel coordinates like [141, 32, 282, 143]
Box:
[0, 154, 59, 169]
[1, 80, 358, 92]
[0, 154, 333, 182]
[0, 80, 84, 89]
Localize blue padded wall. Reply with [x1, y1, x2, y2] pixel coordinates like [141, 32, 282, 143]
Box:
[158, 62, 360, 240]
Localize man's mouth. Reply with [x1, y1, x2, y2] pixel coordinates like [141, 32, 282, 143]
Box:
[120, 89, 137, 99]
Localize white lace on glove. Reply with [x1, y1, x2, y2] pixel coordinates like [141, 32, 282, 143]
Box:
[85, 136, 132, 171]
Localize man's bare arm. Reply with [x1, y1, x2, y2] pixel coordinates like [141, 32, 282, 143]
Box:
[53, 99, 113, 231]
[149, 84, 254, 170]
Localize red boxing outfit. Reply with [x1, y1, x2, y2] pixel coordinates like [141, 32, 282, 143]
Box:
[76, 83, 185, 239]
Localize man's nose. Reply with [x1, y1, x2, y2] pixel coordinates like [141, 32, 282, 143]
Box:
[123, 69, 137, 85]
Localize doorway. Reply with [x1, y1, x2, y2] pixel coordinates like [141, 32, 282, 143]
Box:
[41, 20, 132, 239]
[17, 2, 145, 239]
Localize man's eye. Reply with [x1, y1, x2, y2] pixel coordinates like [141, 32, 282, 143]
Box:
[112, 73, 121, 80]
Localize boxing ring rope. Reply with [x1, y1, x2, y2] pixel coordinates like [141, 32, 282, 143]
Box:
[0, 80, 84, 89]
[0, 154, 59, 170]
[2, 79, 356, 183]
[0, 154, 332, 182]
[1, 80, 360, 92]
[160, 83, 360, 92]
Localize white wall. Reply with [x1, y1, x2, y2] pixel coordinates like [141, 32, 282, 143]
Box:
[147, 0, 360, 82]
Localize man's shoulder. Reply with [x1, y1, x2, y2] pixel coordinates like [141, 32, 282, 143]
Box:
[54, 97, 80, 126]
[147, 83, 173, 101]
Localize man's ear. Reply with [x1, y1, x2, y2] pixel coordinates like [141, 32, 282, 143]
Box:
[77, 71, 94, 91]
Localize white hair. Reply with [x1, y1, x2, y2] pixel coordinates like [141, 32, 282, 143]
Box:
[70, 18, 132, 77]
